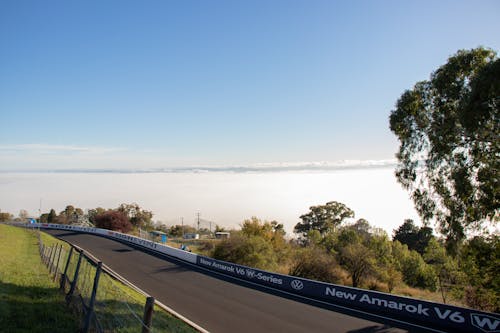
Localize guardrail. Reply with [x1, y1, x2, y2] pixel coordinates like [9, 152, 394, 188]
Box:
[29, 223, 500, 333]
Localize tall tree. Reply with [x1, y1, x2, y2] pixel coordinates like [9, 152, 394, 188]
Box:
[340, 242, 375, 288]
[0, 212, 13, 222]
[88, 207, 107, 225]
[47, 209, 57, 223]
[118, 203, 153, 229]
[459, 235, 499, 312]
[294, 201, 354, 238]
[389, 47, 499, 253]
[393, 219, 434, 255]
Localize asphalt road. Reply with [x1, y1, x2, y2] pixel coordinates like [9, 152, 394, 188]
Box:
[45, 230, 433, 333]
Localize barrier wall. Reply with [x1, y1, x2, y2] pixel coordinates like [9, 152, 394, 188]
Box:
[32, 223, 197, 264]
[196, 256, 499, 333]
[30, 223, 499, 333]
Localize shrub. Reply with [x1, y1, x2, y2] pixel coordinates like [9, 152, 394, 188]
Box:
[212, 234, 278, 270]
[94, 210, 132, 233]
[289, 246, 347, 284]
[464, 286, 499, 313]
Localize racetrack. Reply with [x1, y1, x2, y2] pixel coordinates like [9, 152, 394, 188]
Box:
[45, 230, 433, 333]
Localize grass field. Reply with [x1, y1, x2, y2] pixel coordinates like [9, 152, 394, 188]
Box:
[37, 227, 198, 333]
[0, 224, 199, 332]
[0, 224, 80, 332]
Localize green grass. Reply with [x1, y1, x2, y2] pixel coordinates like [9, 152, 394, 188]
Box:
[0, 225, 199, 332]
[37, 229, 198, 332]
[0, 224, 80, 332]
[93, 272, 199, 333]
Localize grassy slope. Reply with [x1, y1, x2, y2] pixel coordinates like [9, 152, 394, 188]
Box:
[37, 230, 198, 332]
[0, 224, 79, 332]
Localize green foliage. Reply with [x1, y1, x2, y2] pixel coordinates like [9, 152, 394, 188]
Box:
[340, 242, 376, 288]
[0, 212, 13, 222]
[424, 238, 462, 303]
[10, 198, 497, 311]
[212, 218, 289, 270]
[0, 224, 79, 332]
[392, 241, 437, 290]
[289, 246, 347, 284]
[294, 201, 354, 239]
[47, 209, 57, 223]
[212, 234, 278, 270]
[241, 217, 274, 239]
[458, 235, 499, 311]
[39, 213, 49, 223]
[384, 266, 403, 293]
[393, 219, 434, 255]
[87, 207, 107, 225]
[214, 224, 226, 233]
[389, 47, 499, 251]
[118, 203, 153, 229]
[348, 219, 372, 238]
[464, 286, 498, 313]
[168, 225, 196, 237]
[56, 205, 84, 224]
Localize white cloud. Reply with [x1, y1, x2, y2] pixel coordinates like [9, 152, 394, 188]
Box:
[0, 143, 399, 172]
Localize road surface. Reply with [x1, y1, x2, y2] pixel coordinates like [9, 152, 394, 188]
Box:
[45, 230, 436, 333]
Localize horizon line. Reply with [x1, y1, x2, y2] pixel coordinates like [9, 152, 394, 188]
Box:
[0, 159, 398, 174]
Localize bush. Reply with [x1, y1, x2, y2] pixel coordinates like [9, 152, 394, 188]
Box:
[289, 247, 347, 284]
[400, 251, 437, 290]
[212, 234, 278, 270]
[464, 286, 499, 313]
[94, 211, 132, 233]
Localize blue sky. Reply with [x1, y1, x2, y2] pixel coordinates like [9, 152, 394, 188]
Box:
[1, 0, 499, 169]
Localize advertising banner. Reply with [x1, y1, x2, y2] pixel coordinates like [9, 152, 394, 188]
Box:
[197, 256, 499, 333]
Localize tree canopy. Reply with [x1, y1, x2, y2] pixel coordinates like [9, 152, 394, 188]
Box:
[294, 201, 354, 238]
[94, 210, 132, 233]
[389, 47, 499, 252]
[117, 203, 153, 229]
[393, 219, 434, 255]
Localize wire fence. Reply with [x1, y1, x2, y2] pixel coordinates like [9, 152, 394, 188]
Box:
[37, 230, 155, 333]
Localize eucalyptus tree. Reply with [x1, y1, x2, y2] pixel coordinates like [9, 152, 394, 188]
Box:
[389, 47, 499, 253]
[294, 201, 354, 239]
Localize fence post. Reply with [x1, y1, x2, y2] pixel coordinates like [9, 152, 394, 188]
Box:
[47, 246, 52, 265]
[53, 244, 63, 278]
[83, 261, 102, 333]
[48, 245, 57, 272]
[45, 246, 51, 264]
[61, 247, 74, 290]
[43, 244, 49, 264]
[142, 297, 155, 333]
[66, 250, 83, 302]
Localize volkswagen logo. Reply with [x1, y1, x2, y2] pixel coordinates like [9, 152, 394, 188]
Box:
[291, 279, 304, 290]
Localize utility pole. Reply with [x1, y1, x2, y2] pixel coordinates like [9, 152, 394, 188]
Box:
[196, 212, 200, 233]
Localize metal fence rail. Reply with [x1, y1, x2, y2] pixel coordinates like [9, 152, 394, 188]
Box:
[37, 230, 155, 333]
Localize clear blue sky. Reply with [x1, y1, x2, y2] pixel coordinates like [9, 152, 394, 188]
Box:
[1, 0, 499, 169]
